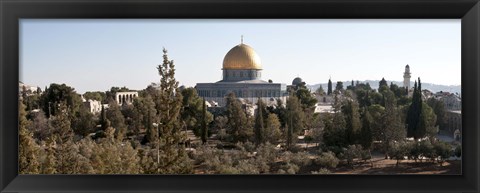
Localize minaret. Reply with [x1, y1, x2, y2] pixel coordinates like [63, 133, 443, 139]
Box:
[403, 64, 411, 89]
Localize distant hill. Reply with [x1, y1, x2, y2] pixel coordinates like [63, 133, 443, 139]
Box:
[308, 80, 461, 95]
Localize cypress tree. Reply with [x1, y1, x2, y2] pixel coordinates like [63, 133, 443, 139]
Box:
[327, 79, 333, 95]
[406, 78, 425, 139]
[254, 98, 265, 145]
[201, 98, 208, 144]
[285, 94, 304, 149]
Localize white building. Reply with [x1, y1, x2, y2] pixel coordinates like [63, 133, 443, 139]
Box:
[83, 99, 102, 114]
[115, 91, 138, 105]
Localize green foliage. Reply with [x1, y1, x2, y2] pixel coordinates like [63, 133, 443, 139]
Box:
[388, 141, 409, 166]
[406, 78, 434, 140]
[41, 83, 82, 118]
[316, 85, 325, 95]
[24, 94, 41, 111]
[311, 168, 331, 174]
[49, 102, 74, 143]
[155, 48, 192, 174]
[295, 87, 318, 110]
[132, 95, 157, 142]
[201, 98, 208, 144]
[225, 93, 253, 142]
[72, 105, 97, 136]
[421, 103, 438, 138]
[426, 97, 447, 130]
[323, 112, 347, 148]
[433, 141, 452, 165]
[314, 151, 339, 168]
[264, 114, 282, 144]
[28, 110, 50, 141]
[359, 108, 373, 149]
[285, 95, 304, 149]
[342, 100, 362, 145]
[342, 144, 363, 166]
[180, 87, 213, 137]
[83, 91, 106, 102]
[106, 101, 127, 141]
[380, 89, 406, 156]
[19, 101, 41, 174]
[327, 79, 333, 95]
[254, 98, 266, 145]
[335, 81, 344, 91]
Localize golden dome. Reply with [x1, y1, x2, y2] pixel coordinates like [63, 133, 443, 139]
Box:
[222, 43, 262, 70]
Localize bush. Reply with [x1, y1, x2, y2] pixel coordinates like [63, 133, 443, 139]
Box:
[418, 140, 434, 162]
[277, 162, 300, 174]
[311, 168, 331, 174]
[360, 149, 372, 162]
[314, 151, 339, 168]
[236, 159, 260, 174]
[343, 145, 362, 166]
[388, 141, 409, 166]
[290, 151, 312, 167]
[433, 141, 452, 165]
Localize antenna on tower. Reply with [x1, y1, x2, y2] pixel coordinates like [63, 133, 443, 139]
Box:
[241, 35, 244, 44]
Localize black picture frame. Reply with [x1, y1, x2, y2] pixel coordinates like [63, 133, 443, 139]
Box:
[1, 0, 479, 192]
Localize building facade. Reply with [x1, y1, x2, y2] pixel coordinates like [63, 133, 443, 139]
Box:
[446, 110, 461, 140]
[115, 91, 138, 105]
[196, 40, 287, 106]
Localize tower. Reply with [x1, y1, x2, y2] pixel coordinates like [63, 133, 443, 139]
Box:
[403, 64, 411, 89]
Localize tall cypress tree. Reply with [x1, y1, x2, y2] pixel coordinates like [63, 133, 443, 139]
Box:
[254, 98, 265, 145]
[201, 98, 208, 144]
[327, 79, 333, 95]
[406, 78, 424, 139]
[155, 48, 192, 174]
[285, 94, 304, 149]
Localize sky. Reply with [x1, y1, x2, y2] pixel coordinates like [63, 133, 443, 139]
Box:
[20, 19, 461, 94]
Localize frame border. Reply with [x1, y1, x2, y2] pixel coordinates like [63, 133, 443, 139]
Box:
[1, 0, 479, 192]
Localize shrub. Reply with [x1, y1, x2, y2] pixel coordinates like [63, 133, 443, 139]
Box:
[388, 141, 409, 166]
[343, 145, 362, 166]
[314, 151, 339, 168]
[433, 141, 452, 165]
[418, 140, 434, 162]
[290, 151, 312, 167]
[311, 168, 331, 174]
[278, 162, 300, 174]
[360, 149, 372, 162]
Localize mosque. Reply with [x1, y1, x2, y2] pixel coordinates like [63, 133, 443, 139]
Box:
[195, 38, 287, 106]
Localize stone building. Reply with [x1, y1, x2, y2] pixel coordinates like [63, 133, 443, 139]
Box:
[83, 99, 102, 114]
[446, 110, 462, 140]
[196, 39, 287, 106]
[115, 91, 138, 105]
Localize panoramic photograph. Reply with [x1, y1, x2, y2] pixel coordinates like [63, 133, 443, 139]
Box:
[19, 19, 461, 175]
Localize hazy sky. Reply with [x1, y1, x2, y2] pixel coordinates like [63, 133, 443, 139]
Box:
[20, 19, 460, 94]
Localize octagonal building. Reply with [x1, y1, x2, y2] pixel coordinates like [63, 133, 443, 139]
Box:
[195, 40, 287, 106]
